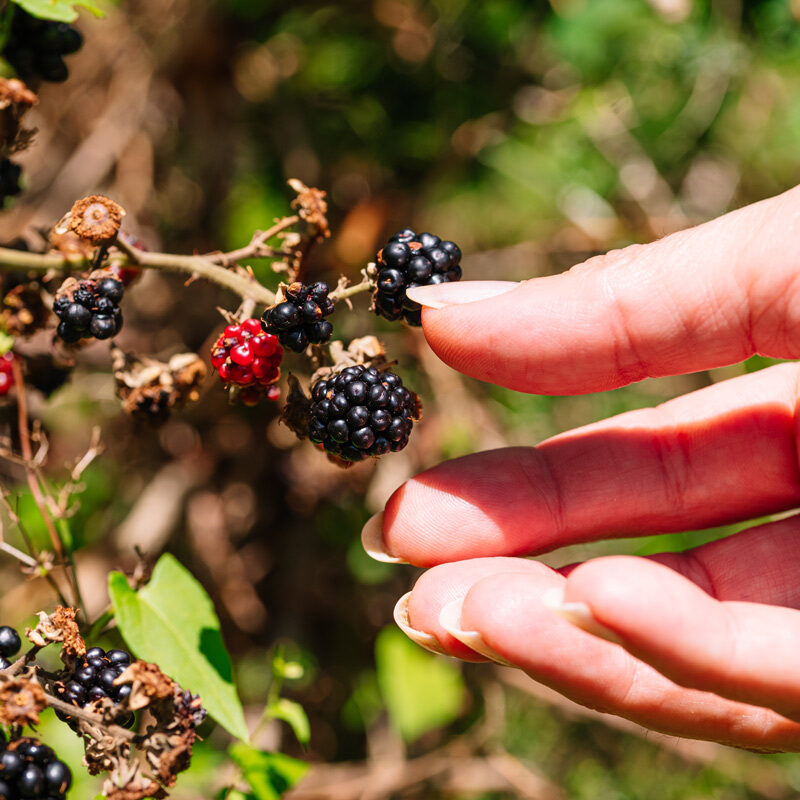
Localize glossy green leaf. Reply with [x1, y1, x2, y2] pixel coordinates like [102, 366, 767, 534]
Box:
[12, 0, 103, 23]
[375, 626, 465, 742]
[268, 698, 309, 746]
[229, 744, 308, 800]
[108, 554, 249, 741]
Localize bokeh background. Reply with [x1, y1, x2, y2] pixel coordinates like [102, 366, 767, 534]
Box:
[1, 0, 800, 797]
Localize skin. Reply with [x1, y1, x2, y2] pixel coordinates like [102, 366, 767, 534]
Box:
[366, 183, 800, 751]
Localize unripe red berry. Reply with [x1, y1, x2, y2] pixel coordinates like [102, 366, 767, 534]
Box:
[230, 342, 253, 366]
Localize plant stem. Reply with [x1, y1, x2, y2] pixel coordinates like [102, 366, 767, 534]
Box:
[43, 691, 138, 742]
[0, 242, 277, 306]
[330, 278, 372, 302]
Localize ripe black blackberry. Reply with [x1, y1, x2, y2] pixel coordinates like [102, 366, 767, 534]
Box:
[373, 229, 462, 326]
[2, 7, 83, 84]
[54, 277, 124, 343]
[261, 281, 334, 353]
[54, 646, 134, 730]
[308, 365, 418, 461]
[0, 159, 22, 207]
[0, 625, 21, 669]
[0, 737, 72, 800]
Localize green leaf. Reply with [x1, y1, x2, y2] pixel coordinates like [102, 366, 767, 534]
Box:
[108, 554, 249, 741]
[0, 332, 14, 356]
[268, 698, 309, 745]
[375, 626, 465, 742]
[12, 0, 103, 23]
[229, 744, 308, 800]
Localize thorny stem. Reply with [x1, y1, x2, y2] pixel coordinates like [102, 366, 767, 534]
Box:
[43, 691, 138, 742]
[6, 645, 41, 676]
[209, 215, 300, 267]
[330, 278, 372, 302]
[11, 361, 85, 617]
[0, 242, 278, 306]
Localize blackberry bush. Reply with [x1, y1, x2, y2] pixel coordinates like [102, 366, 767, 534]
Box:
[0, 737, 71, 800]
[54, 646, 134, 729]
[372, 228, 462, 326]
[308, 365, 420, 461]
[2, 7, 82, 84]
[53, 276, 123, 343]
[210, 318, 282, 405]
[262, 281, 334, 353]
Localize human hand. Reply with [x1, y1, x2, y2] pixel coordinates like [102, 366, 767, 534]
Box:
[362, 185, 800, 751]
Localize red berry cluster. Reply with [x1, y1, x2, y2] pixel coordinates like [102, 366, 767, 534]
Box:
[0, 353, 15, 396]
[210, 318, 282, 405]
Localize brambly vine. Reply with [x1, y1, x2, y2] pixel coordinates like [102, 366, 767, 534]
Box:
[0, 0, 470, 797]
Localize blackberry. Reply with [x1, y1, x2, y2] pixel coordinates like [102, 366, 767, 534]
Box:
[210, 318, 282, 405]
[261, 281, 335, 353]
[2, 7, 83, 84]
[307, 365, 418, 461]
[0, 626, 20, 659]
[54, 277, 124, 343]
[0, 160, 22, 207]
[0, 738, 70, 800]
[54, 645, 134, 730]
[373, 229, 462, 326]
[0, 355, 15, 398]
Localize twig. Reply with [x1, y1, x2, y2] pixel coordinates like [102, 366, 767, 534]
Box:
[43, 692, 138, 742]
[115, 239, 276, 306]
[12, 360, 64, 563]
[329, 279, 372, 303]
[0, 241, 277, 306]
[5, 645, 41, 676]
[0, 540, 37, 567]
[210, 215, 300, 266]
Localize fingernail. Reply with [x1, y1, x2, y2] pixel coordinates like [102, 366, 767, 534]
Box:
[541, 587, 624, 645]
[438, 599, 515, 667]
[361, 511, 409, 564]
[393, 592, 448, 655]
[405, 280, 519, 310]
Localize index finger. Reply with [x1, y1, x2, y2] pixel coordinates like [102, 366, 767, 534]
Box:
[406, 185, 800, 394]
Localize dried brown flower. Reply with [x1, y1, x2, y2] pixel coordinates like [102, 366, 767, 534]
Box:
[61, 195, 126, 245]
[0, 280, 48, 336]
[49, 229, 95, 260]
[113, 349, 207, 420]
[289, 179, 330, 238]
[0, 78, 37, 153]
[0, 678, 47, 726]
[26, 606, 85, 662]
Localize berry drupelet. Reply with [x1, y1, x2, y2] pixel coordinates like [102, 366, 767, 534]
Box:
[2, 7, 83, 84]
[54, 277, 124, 343]
[210, 318, 282, 405]
[373, 228, 462, 326]
[308, 365, 419, 461]
[0, 625, 21, 669]
[261, 282, 334, 353]
[55, 646, 134, 730]
[0, 737, 72, 800]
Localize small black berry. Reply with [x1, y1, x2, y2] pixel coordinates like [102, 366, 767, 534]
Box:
[373, 228, 462, 326]
[96, 277, 124, 303]
[262, 281, 335, 353]
[308, 365, 418, 461]
[0, 627, 21, 659]
[16, 764, 43, 797]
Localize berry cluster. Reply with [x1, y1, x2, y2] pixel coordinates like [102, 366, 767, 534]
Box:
[373, 229, 462, 326]
[55, 646, 134, 730]
[0, 160, 22, 208]
[210, 318, 282, 405]
[0, 737, 71, 800]
[308, 365, 417, 461]
[53, 277, 124, 343]
[0, 625, 21, 669]
[261, 282, 334, 353]
[0, 354, 15, 397]
[3, 8, 83, 84]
